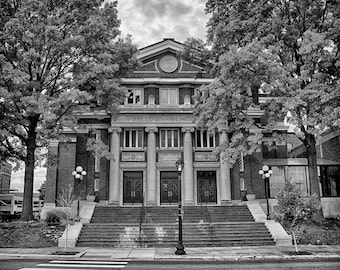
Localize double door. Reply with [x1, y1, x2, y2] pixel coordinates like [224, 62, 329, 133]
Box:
[123, 171, 143, 204]
[160, 171, 179, 204]
[197, 171, 217, 203]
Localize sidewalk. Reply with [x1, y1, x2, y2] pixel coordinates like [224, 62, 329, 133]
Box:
[1, 245, 340, 262]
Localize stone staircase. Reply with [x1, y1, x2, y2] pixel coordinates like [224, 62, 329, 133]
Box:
[76, 205, 275, 247]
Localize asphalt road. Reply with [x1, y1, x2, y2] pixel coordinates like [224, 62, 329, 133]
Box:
[1, 258, 340, 270]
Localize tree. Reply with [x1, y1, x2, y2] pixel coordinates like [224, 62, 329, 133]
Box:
[0, 0, 136, 220]
[195, 0, 340, 196]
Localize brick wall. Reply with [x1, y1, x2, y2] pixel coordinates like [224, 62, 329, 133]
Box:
[321, 136, 340, 162]
[56, 142, 76, 203]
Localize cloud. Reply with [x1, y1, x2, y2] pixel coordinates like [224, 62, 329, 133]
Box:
[117, 0, 210, 47]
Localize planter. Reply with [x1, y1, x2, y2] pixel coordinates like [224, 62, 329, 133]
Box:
[246, 193, 256, 201]
[86, 195, 95, 202]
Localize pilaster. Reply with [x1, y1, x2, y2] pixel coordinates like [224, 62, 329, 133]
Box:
[219, 130, 232, 204]
[108, 127, 121, 205]
[145, 127, 158, 206]
[182, 127, 195, 205]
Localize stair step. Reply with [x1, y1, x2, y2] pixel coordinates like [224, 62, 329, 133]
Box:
[77, 205, 275, 248]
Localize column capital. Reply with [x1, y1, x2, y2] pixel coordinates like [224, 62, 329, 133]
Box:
[145, 127, 158, 133]
[108, 127, 122, 133]
[181, 127, 195, 133]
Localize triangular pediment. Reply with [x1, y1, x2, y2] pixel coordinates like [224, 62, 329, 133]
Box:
[132, 38, 206, 77]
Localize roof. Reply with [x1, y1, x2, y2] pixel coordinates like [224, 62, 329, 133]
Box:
[137, 38, 185, 61]
[264, 158, 340, 166]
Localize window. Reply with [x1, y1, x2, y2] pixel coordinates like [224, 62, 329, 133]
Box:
[124, 129, 143, 148]
[160, 129, 180, 148]
[126, 89, 142, 104]
[160, 88, 178, 105]
[196, 130, 216, 148]
[262, 141, 288, 159]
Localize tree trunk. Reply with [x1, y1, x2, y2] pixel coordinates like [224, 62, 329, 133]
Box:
[21, 118, 38, 221]
[305, 133, 320, 197]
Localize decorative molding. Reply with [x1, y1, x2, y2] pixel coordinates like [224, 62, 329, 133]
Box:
[108, 127, 122, 133]
[158, 151, 181, 163]
[194, 152, 218, 162]
[158, 55, 179, 73]
[182, 127, 195, 133]
[145, 127, 158, 133]
[114, 114, 193, 124]
[121, 78, 214, 84]
[121, 152, 145, 162]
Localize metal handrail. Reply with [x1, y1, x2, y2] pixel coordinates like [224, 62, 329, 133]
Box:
[138, 193, 145, 247]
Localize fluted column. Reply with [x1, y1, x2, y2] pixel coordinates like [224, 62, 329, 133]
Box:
[108, 127, 121, 205]
[145, 127, 158, 206]
[182, 127, 195, 205]
[219, 130, 232, 204]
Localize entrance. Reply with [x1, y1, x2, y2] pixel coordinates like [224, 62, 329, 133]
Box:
[197, 171, 217, 203]
[160, 171, 179, 204]
[123, 171, 143, 204]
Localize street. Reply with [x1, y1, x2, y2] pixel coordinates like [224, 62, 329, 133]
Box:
[1, 258, 340, 270]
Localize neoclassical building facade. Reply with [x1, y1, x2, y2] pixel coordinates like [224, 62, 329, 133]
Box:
[44, 39, 340, 210]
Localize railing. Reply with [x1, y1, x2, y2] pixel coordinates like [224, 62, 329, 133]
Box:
[138, 193, 145, 247]
[198, 194, 214, 244]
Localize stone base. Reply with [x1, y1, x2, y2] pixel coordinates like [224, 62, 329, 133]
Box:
[184, 200, 195, 206]
[108, 201, 119, 206]
[221, 200, 232, 206]
[146, 201, 157, 206]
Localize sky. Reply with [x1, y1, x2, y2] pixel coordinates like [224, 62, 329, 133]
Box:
[10, 0, 210, 192]
[117, 0, 210, 47]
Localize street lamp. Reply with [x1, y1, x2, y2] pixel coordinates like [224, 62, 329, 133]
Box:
[258, 165, 273, 220]
[72, 166, 87, 215]
[175, 157, 185, 255]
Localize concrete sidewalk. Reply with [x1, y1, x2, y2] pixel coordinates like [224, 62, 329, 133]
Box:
[1, 245, 340, 262]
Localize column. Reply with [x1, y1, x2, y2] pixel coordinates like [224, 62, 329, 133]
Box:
[108, 127, 121, 205]
[145, 127, 158, 206]
[219, 130, 232, 204]
[182, 128, 195, 205]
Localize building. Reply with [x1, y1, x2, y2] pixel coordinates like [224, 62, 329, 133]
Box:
[43, 39, 340, 215]
[0, 161, 11, 194]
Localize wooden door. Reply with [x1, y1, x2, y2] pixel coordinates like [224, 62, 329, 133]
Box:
[123, 171, 143, 204]
[160, 171, 179, 204]
[197, 171, 217, 203]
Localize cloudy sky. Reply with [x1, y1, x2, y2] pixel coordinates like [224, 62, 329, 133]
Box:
[10, 0, 210, 192]
[117, 0, 210, 47]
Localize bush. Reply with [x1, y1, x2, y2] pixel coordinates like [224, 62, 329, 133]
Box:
[274, 182, 321, 251]
[274, 182, 321, 230]
[45, 209, 68, 225]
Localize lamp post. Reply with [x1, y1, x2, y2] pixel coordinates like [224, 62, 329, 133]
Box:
[72, 166, 87, 216]
[175, 157, 185, 255]
[258, 165, 273, 220]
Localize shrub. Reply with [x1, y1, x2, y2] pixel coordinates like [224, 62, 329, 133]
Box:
[45, 209, 67, 225]
[273, 182, 321, 252]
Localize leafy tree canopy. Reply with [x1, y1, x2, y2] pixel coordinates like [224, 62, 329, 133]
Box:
[194, 0, 340, 196]
[0, 0, 137, 220]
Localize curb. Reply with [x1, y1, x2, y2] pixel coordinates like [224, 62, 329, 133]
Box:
[0, 251, 85, 260]
[1, 252, 339, 262]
